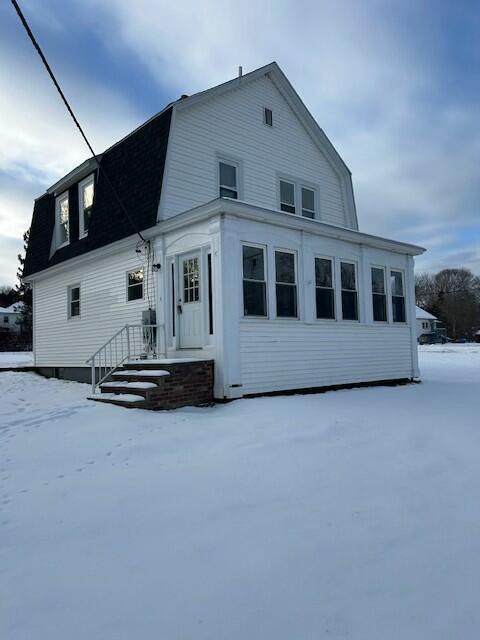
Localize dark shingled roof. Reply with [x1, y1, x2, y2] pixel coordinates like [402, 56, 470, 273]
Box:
[23, 106, 173, 278]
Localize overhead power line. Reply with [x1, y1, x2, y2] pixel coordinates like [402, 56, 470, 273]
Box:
[11, 0, 146, 243]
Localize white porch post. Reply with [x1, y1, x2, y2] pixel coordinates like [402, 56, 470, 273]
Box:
[406, 254, 420, 378]
[210, 214, 242, 399]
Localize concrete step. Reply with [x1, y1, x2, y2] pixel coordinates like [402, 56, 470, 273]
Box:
[112, 369, 170, 378]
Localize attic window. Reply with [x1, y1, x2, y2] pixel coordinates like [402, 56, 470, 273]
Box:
[79, 174, 94, 238]
[264, 107, 273, 127]
[55, 191, 70, 247]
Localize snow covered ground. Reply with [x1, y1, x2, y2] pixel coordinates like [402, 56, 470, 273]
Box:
[1, 346, 479, 639]
[0, 351, 33, 368]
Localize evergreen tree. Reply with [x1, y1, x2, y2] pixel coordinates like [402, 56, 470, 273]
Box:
[16, 230, 33, 336]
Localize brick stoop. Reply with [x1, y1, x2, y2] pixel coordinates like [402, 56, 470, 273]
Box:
[88, 359, 214, 410]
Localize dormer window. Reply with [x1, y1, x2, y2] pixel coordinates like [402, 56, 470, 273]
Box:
[79, 174, 94, 238]
[55, 191, 69, 247]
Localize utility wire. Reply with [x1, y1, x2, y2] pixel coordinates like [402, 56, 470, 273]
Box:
[11, 0, 146, 243]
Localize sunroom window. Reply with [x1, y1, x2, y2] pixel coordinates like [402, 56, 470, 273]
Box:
[341, 261, 358, 321]
[371, 267, 387, 322]
[315, 257, 335, 319]
[242, 245, 267, 317]
[391, 270, 406, 322]
[275, 250, 297, 318]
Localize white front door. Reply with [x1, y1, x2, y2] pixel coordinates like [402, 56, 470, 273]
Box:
[178, 252, 203, 348]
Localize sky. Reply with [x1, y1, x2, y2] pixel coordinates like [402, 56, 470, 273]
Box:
[0, 0, 479, 286]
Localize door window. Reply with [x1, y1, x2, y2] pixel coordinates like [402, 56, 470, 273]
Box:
[183, 257, 200, 303]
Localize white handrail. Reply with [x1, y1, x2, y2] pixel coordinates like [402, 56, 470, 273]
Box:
[86, 323, 166, 394]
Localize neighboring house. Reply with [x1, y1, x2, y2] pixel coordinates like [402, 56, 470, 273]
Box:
[415, 306, 446, 344]
[23, 62, 425, 405]
[0, 303, 23, 334]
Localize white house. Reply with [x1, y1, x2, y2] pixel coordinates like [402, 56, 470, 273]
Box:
[416, 306, 437, 338]
[0, 303, 23, 334]
[23, 62, 425, 407]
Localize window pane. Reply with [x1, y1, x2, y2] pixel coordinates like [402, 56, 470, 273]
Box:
[392, 296, 406, 322]
[264, 108, 273, 126]
[275, 251, 295, 284]
[316, 288, 335, 319]
[280, 180, 295, 206]
[243, 281, 266, 316]
[315, 258, 332, 288]
[83, 180, 94, 209]
[280, 203, 296, 214]
[391, 271, 404, 296]
[128, 284, 143, 301]
[219, 162, 237, 188]
[59, 196, 69, 244]
[371, 267, 385, 294]
[71, 287, 80, 302]
[128, 270, 143, 287]
[243, 246, 264, 280]
[373, 294, 387, 321]
[83, 207, 92, 234]
[302, 187, 315, 212]
[342, 290, 358, 320]
[341, 262, 356, 291]
[276, 284, 297, 317]
[220, 186, 237, 199]
[70, 301, 80, 317]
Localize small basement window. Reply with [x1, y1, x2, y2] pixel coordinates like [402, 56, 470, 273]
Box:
[68, 285, 80, 318]
[4, 316, 9, 323]
[264, 107, 273, 126]
[219, 161, 238, 199]
[127, 269, 144, 301]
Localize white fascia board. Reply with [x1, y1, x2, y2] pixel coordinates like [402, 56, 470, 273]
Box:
[46, 157, 101, 197]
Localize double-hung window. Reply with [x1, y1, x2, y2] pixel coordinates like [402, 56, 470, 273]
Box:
[219, 161, 238, 199]
[279, 180, 296, 214]
[301, 187, 315, 219]
[56, 192, 70, 247]
[242, 245, 267, 317]
[391, 270, 406, 322]
[315, 257, 335, 319]
[340, 261, 358, 320]
[371, 267, 387, 322]
[68, 285, 80, 318]
[275, 250, 297, 318]
[127, 269, 144, 302]
[79, 174, 94, 237]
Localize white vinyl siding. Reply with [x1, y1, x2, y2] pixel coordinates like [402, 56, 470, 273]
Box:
[160, 75, 348, 227]
[239, 321, 412, 394]
[33, 243, 155, 367]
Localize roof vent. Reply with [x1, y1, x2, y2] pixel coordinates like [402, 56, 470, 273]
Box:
[238, 66, 243, 77]
[179, 94, 189, 100]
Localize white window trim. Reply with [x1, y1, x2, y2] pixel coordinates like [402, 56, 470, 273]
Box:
[67, 283, 81, 320]
[274, 247, 299, 320]
[217, 154, 243, 200]
[55, 190, 70, 249]
[371, 264, 389, 323]
[126, 268, 144, 303]
[390, 268, 407, 323]
[78, 173, 94, 239]
[241, 242, 268, 319]
[278, 178, 296, 215]
[276, 174, 320, 220]
[339, 259, 359, 322]
[314, 255, 336, 322]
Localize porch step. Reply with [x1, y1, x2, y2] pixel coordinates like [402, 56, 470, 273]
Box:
[87, 392, 148, 409]
[88, 359, 214, 411]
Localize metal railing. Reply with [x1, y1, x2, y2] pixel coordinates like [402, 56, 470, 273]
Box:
[86, 324, 166, 394]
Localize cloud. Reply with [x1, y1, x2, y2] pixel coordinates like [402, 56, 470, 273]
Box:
[2, 0, 479, 285]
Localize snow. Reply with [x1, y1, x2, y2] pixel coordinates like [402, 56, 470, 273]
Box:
[127, 357, 209, 364]
[100, 380, 158, 389]
[0, 351, 33, 368]
[1, 346, 480, 639]
[113, 369, 170, 377]
[89, 392, 146, 403]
